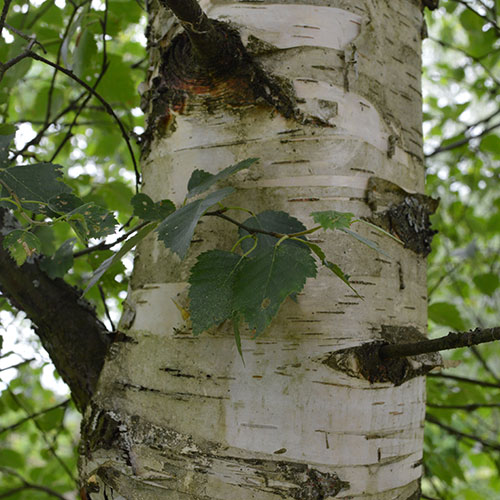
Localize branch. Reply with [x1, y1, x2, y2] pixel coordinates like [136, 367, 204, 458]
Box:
[379, 326, 500, 359]
[159, 0, 229, 65]
[427, 372, 500, 389]
[427, 402, 500, 411]
[426, 413, 500, 451]
[0, 468, 67, 500]
[426, 121, 500, 157]
[0, 209, 110, 411]
[26, 51, 141, 191]
[0, 399, 70, 435]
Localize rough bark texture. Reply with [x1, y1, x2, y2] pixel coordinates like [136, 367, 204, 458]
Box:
[0, 209, 110, 411]
[80, 1, 430, 498]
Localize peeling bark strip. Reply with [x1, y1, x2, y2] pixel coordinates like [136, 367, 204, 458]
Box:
[366, 177, 439, 256]
[324, 326, 442, 385]
[0, 209, 109, 411]
[81, 406, 349, 499]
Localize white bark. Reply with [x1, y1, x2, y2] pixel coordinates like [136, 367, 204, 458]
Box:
[80, 1, 428, 498]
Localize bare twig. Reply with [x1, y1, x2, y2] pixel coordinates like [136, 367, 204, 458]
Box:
[73, 220, 149, 258]
[426, 413, 500, 451]
[0, 399, 70, 435]
[427, 402, 500, 411]
[379, 327, 500, 359]
[0, 467, 67, 500]
[427, 372, 500, 389]
[0, 358, 34, 372]
[26, 51, 141, 190]
[6, 388, 77, 483]
[98, 284, 115, 331]
[0, 0, 12, 32]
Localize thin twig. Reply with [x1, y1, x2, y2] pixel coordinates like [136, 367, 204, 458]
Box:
[0, 468, 67, 500]
[6, 388, 77, 483]
[98, 284, 115, 331]
[0, 0, 12, 32]
[73, 220, 148, 258]
[426, 413, 500, 451]
[0, 399, 70, 435]
[0, 358, 35, 372]
[3, 23, 47, 52]
[26, 51, 141, 190]
[427, 402, 500, 411]
[427, 372, 500, 389]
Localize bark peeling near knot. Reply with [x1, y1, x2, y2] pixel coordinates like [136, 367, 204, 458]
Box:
[365, 176, 439, 256]
[142, 21, 300, 152]
[324, 325, 442, 385]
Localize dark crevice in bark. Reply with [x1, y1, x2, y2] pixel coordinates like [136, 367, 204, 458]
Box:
[365, 176, 439, 256]
[324, 325, 442, 385]
[0, 208, 110, 411]
[142, 19, 300, 153]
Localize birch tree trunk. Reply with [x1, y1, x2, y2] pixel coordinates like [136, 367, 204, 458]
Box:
[79, 1, 430, 498]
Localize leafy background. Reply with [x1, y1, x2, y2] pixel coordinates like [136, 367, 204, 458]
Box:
[0, 0, 499, 498]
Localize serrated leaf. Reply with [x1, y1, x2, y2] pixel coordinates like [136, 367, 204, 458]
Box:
[188, 250, 242, 335]
[67, 203, 117, 240]
[311, 210, 354, 231]
[39, 238, 76, 279]
[48, 192, 85, 213]
[131, 193, 175, 222]
[3, 230, 42, 266]
[233, 244, 316, 335]
[84, 223, 155, 294]
[156, 187, 234, 259]
[0, 133, 14, 168]
[239, 210, 307, 257]
[186, 158, 257, 199]
[340, 227, 390, 258]
[0, 163, 71, 213]
[428, 302, 466, 331]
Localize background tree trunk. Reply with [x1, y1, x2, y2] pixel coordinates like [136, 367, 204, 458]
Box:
[79, 1, 428, 498]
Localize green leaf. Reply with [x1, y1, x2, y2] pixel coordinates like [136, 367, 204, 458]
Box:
[428, 302, 466, 331]
[84, 223, 155, 294]
[188, 250, 242, 335]
[233, 243, 316, 335]
[311, 210, 354, 231]
[239, 210, 307, 257]
[473, 273, 499, 297]
[0, 133, 14, 168]
[73, 29, 98, 79]
[3, 230, 42, 266]
[0, 448, 25, 469]
[67, 203, 117, 240]
[481, 134, 500, 154]
[186, 158, 258, 198]
[48, 193, 85, 213]
[0, 163, 71, 213]
[131, 193, 175, 222]
[40, 238, 76, 279]
[340, 227, 390, 258]
[156, 187, 234, 259]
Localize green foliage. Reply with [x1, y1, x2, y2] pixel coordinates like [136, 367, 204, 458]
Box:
[156, 187, 234, 259]
[423, 0, 500, 497]
[0, 0, 499, 495]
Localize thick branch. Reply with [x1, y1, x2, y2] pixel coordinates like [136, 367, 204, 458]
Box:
[159, 0, 228, 65]
[0, 209, 110, 411]
[380, 327, 500, 359]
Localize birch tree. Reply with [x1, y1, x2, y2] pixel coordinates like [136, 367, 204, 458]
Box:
[3, 0, 499, 498]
